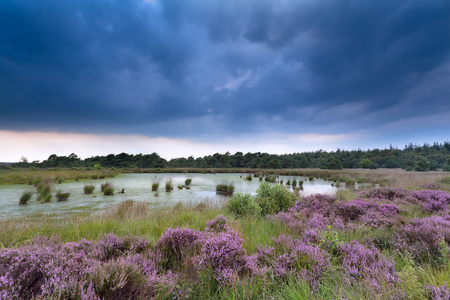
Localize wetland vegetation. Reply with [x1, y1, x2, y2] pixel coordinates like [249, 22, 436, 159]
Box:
[0, 147, 450, 299]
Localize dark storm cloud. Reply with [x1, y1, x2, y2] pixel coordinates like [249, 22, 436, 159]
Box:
[1, 0, 450, 139]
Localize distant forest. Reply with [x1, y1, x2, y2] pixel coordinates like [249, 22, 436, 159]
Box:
[6, 142, 450, 172]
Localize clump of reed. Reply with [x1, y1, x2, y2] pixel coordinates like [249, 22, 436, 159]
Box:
[100, 182, 112, 192]
[178, 185, 184, 190]
[265, 176, 276, 183]
[245, 174, 253, 181]
[37, 179, 53, 203]
[101, 182, 114, 196]
[84, 185, 95, 194]
[292, 179, 297, 188]
[216, 183, 235, 196]
[152, 182, 159, 191]
[185, 178, 192, 186]
[56, 191, 70, 201]
[19, 191, 33, 205]
[165, 179, 173, 192]
[103, 187, 114, 196]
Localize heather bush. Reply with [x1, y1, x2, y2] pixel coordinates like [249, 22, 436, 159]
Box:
[290, 194, 338, 217]
[410, 190, 450, 212]
[226, 193, 261, 217]
[270, 235, 331, 291]
[19, 191, 33, 205]
[205, 215, 229, 233]
[84, 184, 95, 194]
[337, 199, 400, 227]
[90, 257, 150, 299]
[256, 182, 296, 216]
[426, 282, 450, 300]
[338, 240, 399, 291]
[358, 187, 408, 200]
[195, 230, 252, 284]
[394, 216, 450, 263]
[156, 228, 202, 270]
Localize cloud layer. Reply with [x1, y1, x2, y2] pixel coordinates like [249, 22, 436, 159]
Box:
[1, 0, 449, 147]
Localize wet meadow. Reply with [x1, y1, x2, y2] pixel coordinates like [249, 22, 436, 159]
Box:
[1, 167, 450, 299]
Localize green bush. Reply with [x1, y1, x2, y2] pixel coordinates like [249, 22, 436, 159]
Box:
[84, 185, 95, 194]
[255, 182, 296, 216]
[151, 182, 159, 191]
[245, 174, 253, 181]
[19, 191, 33, 205]
[185, 178, 192, 186]
[226, 193, 261, 217]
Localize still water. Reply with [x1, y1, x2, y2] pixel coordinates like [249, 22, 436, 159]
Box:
[0, 173, 340, 218]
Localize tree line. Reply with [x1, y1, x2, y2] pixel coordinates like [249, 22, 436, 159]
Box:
[7, 141, 450, 171]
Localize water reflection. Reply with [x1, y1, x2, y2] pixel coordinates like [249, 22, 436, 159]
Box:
[0, 173, 341, 218]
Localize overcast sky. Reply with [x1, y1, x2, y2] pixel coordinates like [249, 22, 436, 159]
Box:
[1, 0, 450, 162]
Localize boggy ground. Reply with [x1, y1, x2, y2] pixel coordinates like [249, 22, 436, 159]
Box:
[1, 171, 450, 299]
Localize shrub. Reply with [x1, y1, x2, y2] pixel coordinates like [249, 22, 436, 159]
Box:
[255, 182, 296, 216]
[84, 185, 95, 194]
[156, 228, 202, 269]
[185, 178, 192, 186]
[292, 179, 297, 188]
[104, 187, 114, 196]
[426, 282, 450, 299]
[271, 235, 331, 291]
[226, 193, 261, 217]
[56, 191, 70, 201]
[177, 185, 184, 189]
[205, 215, 229, 233]
[19, 191, 33, 205]
[338, 240, 399, 291]
[245, 174, 252, 181]
[195, 230, 252, 283]
[394, 216, 450, 263]
[309, 176, 314, 181]
[151, 182, 159, 191]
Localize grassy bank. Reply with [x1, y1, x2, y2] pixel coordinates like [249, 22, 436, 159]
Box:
[1, 167, 448, 188]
